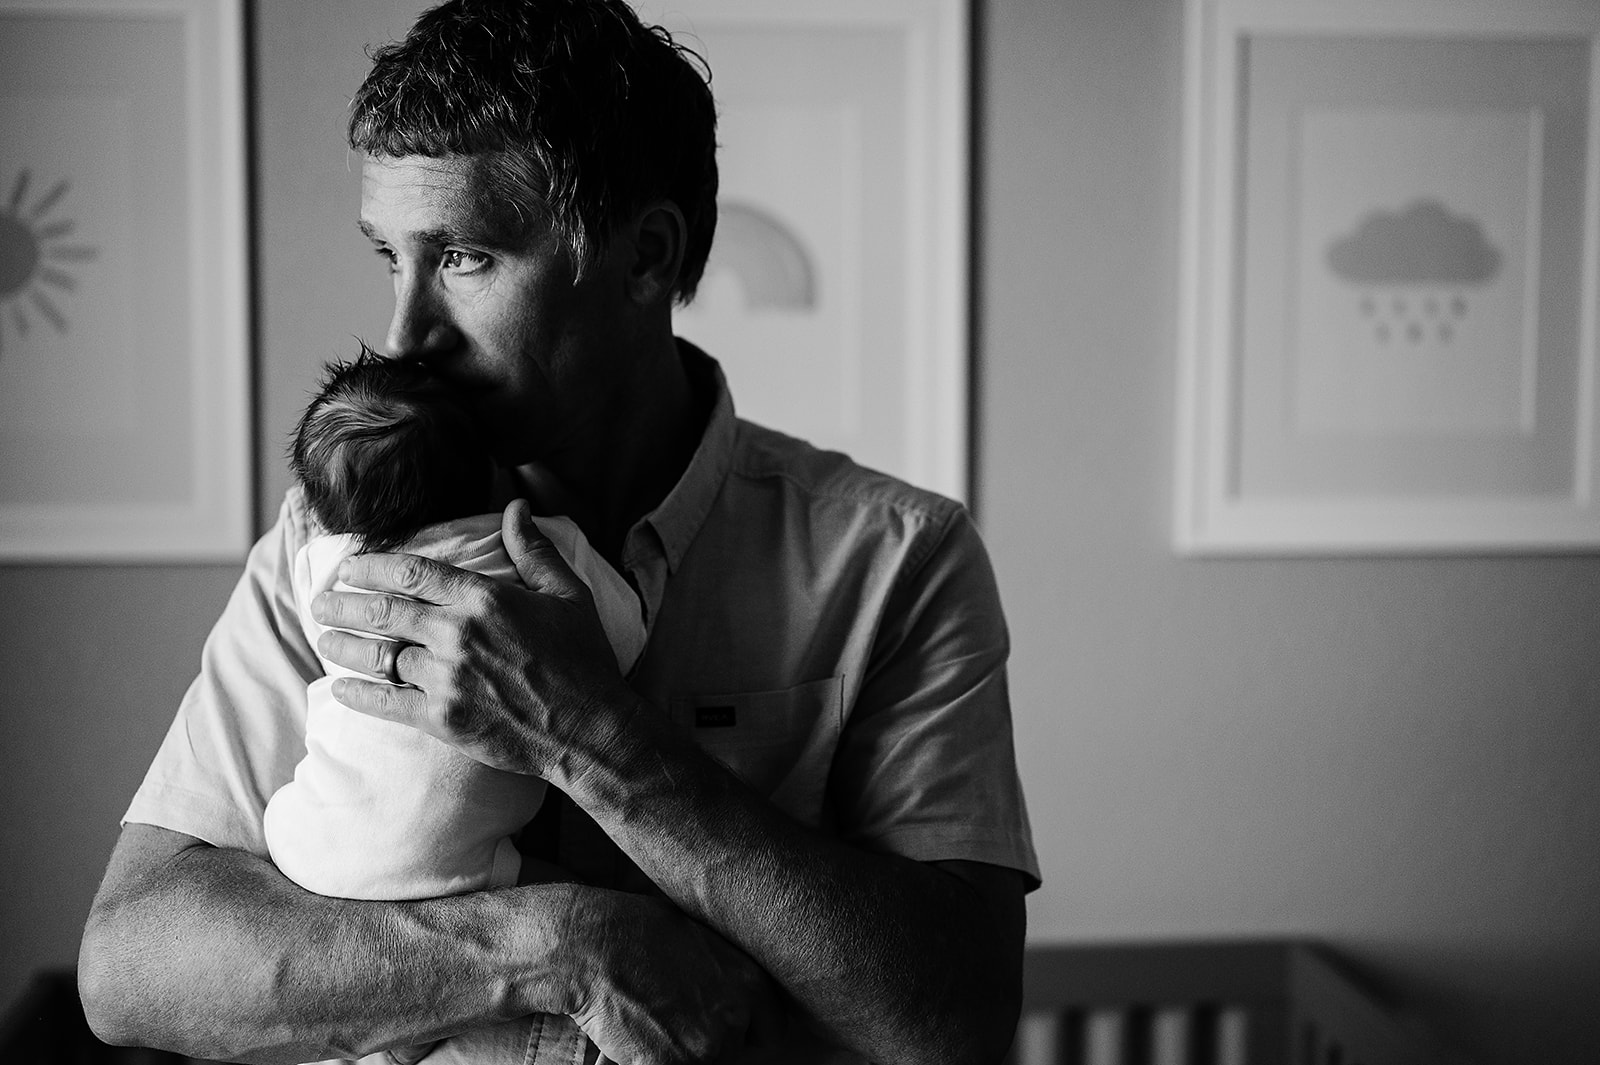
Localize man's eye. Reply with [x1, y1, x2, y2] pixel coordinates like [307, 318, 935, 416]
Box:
[374, 247, 397, 272]
[442, 249, 487, 271]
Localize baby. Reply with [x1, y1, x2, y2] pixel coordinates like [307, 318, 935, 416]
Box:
[265, 350, 640, 1063]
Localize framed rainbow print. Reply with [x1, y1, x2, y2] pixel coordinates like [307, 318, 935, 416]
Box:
[0, 0, 249, 561]
[641, 0, 971, 502]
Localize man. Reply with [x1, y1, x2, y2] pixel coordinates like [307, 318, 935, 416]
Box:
[77, 2, 1039, 1062]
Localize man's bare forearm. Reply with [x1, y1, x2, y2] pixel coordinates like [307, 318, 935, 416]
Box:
[79, 823, 584, 1064]
[562, 699, 1028, 1065]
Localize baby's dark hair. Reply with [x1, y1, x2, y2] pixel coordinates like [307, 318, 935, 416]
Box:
[290, 348, 494, 552]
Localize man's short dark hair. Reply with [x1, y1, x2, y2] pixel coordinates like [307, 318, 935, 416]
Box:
[290, 349, 495, 553]
[348, 0, 719, 303]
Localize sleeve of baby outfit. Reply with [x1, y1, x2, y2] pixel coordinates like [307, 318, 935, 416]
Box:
[828, 504, 1041, 889]
[122, 490, 323, 857]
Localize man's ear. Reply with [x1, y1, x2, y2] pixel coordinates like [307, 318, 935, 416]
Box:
[626, 201, 687, 306]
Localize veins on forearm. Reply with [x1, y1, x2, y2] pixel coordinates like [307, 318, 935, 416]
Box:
[547, 694, 1017, 1062]
[114, 845, 579, 1062]
[578, 741, 1003, 1059]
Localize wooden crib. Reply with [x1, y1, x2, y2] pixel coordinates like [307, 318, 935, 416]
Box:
[1008, 940, 1459, 1065]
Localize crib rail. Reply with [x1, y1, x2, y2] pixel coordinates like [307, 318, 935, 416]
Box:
[1008, 941, 1459, 1065]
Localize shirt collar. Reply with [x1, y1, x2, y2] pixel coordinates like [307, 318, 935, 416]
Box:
[633, 339, 736, 574]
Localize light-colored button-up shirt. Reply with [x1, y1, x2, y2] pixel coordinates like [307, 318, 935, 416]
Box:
[126, 347, 1038, 1064]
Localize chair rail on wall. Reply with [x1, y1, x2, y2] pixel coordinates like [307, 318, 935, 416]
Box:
[1008, 941, 1460, 1065]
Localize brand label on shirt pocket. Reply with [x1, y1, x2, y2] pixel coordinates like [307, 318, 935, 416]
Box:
[694, 704, 738, 728]
[669, 675, 845, 827]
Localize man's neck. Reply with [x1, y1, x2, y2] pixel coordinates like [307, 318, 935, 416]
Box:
[514, 338, 709, 566]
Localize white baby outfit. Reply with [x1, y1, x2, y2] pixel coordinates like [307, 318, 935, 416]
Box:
[265, 512, 646, 900]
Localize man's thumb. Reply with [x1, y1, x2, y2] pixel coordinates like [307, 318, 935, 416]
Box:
[385, 1040, 439, 1065]
[504, 498, 581, 597]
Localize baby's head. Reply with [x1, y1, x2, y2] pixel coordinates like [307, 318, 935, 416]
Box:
[290, 348, 494, 552]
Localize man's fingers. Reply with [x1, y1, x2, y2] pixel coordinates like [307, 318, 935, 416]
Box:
[317, 629, 426, 684]
[340, 549, 472, 601]
[385, 1039, 440, 1065]
[503, 498, 586, 599]
[312, 588, 432, 642]
[331, 673, 426, 725]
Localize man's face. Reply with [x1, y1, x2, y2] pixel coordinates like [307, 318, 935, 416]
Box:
[358, 153, 632, 465]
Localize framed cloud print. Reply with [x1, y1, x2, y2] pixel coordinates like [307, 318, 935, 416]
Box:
[1174, 0, 1600, 553]
[0, 0, 249, 562]
[640, 0, 970, 502]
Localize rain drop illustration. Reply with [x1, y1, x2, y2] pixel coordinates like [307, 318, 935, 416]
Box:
[0, 169, 97, 360]
[1326, 198, 1500, 350]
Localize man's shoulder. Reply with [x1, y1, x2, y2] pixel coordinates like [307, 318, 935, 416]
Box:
[728, 418, 963, 529]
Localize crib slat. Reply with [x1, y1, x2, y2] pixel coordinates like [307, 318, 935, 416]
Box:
[1015, 1011, 1063, 1065]
[1086, 1009, 1125, 1065]
[1218, 1008, 1249, 1065]
[1152, 1008, 1190, 1065]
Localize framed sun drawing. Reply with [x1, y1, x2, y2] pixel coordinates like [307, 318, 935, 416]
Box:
[1174, 0, 1600, 553]
[0, 0, 249, 562]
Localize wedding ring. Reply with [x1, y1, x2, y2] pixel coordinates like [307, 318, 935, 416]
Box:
[378, 640, 408, 686]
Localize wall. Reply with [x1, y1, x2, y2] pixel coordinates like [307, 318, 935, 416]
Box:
[0, 566, 234, 1006]
[1, 3, 1596, 1064]
[978, 2, 1600, 1063]
[0, 0, 417, 1017]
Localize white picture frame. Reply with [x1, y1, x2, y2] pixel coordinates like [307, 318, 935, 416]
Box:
[1175, 0, 1600, 554]
[0, 0, 250, 562]
[642, 0, 970, 502]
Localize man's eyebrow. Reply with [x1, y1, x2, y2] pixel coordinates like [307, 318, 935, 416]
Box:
[356, 218, 524, 252]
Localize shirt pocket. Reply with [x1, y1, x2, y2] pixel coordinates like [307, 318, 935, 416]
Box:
[668, 675, 844, 828]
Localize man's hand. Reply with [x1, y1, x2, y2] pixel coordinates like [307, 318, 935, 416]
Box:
[311, 499, 635, 781]
[568, 891, 784, 1063]
[384, 1042, 438, 1065]
[81, 824, 782, 1065]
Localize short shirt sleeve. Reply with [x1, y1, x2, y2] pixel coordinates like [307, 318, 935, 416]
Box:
[829, 506, 1041, 889]
[122, 490, 323, 856]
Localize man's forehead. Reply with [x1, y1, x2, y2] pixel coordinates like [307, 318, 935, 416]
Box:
[358, 154, 537, 248]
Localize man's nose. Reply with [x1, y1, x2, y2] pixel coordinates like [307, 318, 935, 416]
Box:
[385, 272, 461, 360]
